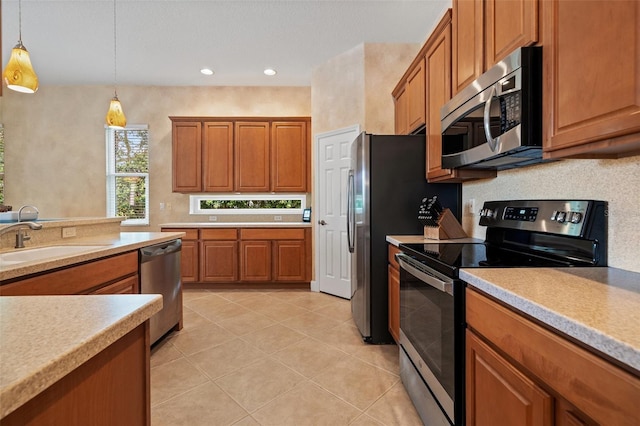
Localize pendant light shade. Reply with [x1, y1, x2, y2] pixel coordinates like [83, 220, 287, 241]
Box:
[2, 1, 39, 94]
[106, 0, 127, 128]
[106, 94, 127, 128]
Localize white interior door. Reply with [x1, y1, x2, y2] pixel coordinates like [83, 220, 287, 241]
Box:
[313, 125, 360, 299]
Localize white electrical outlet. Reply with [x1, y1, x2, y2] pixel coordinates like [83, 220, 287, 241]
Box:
[274, 215, 282, 221]
[209, 216, 217, 221]
[159, 202, 165, 210]
[467, 199, 476, 215]
[62, 227, 77, 238]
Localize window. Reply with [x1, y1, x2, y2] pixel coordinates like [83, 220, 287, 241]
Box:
[190, 194, 306, 215]
[106, 125, 149, 225]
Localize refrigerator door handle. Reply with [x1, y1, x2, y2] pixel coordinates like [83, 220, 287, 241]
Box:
[347, 170, 355, 253]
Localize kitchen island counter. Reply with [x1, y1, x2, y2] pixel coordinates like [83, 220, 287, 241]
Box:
[0, 294, 162, 420]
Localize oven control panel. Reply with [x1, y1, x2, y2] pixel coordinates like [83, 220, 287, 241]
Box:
[479, 200, 604, 237]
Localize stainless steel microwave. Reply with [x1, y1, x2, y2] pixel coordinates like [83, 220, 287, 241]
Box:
[440, 47, 543, 170]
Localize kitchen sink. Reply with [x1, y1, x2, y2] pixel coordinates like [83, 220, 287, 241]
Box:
[0, 245, 108, 265]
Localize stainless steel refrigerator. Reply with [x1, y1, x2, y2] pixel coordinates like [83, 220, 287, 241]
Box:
[347, 132, 461, 343]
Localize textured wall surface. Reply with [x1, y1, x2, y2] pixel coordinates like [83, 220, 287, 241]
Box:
[2, 85, 311, 230]
[462, 156, 640, 273]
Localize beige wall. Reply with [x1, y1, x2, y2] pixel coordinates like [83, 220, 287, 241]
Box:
[462, 156, 640, 273]
[1, 85, 311, 230]
[311, 43, 419, 135]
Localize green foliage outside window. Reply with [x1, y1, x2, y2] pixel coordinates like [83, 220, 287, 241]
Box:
[200, 199, 302, 210]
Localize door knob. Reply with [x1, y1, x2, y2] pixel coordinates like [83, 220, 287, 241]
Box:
[318, 220, 327, 225]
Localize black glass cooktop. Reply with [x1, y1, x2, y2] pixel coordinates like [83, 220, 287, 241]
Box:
[399, 242, 575, 278]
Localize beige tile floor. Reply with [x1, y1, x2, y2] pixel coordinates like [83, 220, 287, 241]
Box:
[150, 288, 423, 425]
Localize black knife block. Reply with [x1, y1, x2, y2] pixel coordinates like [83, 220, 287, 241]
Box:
[424, 209, 468, 240]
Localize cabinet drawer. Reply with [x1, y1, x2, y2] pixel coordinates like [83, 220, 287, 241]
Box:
[388, 245, 401, 270]
[466, 288, 640, 426]
[240, 228, 305, 240]
[0, 252, 138, 296]
[201, 228, 238, 240]
[162, 228, 198, 240]
[91, 274, 139, 294]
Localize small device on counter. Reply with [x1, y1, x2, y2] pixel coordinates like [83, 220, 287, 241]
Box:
[302, 208, 311, 222]
[418, 196, 467, 240]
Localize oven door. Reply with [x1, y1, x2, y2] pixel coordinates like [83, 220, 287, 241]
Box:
[397, 253, 463, 425]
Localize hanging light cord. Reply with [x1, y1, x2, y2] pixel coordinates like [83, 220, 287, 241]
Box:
[113, 0, 118, 97]
[18, 0, 23, 43]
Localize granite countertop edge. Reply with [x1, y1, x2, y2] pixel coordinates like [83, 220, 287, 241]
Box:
[461, 268, 640, 373]
[1, 232, 185, 282]
[0, 294, 162, 419]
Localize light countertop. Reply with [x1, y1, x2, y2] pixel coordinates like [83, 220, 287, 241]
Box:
[461, 267, 640, 374]
[0, 294, 162, 419]
[386, 234, 483, 246]
[160, 222, 312, 228]
[1, 232, 185, 282]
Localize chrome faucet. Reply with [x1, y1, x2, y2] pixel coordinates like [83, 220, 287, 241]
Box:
[18, 205, 39, 222]
[0, 222, 43, 248]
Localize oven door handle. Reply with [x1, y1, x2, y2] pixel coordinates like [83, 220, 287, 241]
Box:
[396, 253, 453, 295]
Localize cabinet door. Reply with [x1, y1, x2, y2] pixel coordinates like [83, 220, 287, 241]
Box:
[542, 0, 640, 158]
[466, 330, 553, 426]
[406, 58, 426, 133]
[394, 86, 408, 135]
[271, 121, 308, 192]
[180, 240, 199, 283]
[426, 17, 454, 181]
[203, 122, 234, 192]
[272, 240, 306, 281]
[235, 122, 270, 192]
[452, 0, 484, 95]
[484, 0, 538, 69]
[387, 264, 400, 343]
[172, 121, 202, 192]
[91, 275, 139, 294]
[201, 241, 238, 282]
[240, 241, 271, 281]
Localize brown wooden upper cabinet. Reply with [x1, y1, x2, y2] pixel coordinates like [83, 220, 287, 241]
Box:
[452, 0, 538, 96]
[393, 58, 426, 135]
[541, 0, 640, 159]
[171, 117, 310, 193]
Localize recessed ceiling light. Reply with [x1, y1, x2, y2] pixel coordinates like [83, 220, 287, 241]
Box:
[264, 68, 277, 76]
[200, 68, 214, 76]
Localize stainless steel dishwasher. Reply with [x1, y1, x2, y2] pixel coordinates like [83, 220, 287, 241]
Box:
[140, 239, 183, 345]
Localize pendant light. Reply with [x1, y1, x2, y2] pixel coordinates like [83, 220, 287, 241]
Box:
[106, 0, 127, 128]
[2, 0, 39, 93]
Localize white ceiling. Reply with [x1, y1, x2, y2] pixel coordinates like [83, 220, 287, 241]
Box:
[1, 0, 450, 87]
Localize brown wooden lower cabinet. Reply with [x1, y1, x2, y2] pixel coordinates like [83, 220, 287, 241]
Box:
[466, 288, 640, 426]
[466, 330, 553, 426]
[0, 251, 139, 296]
[240, 240, 271, 281]
[162, 226, 311, 285]
[1, 323, 150, 426]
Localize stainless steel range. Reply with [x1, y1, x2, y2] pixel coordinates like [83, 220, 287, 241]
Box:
[396, 199, 608, 425]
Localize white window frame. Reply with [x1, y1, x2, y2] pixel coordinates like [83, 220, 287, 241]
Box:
[190, 194, 306, 215]
[106, 124, 150, 226]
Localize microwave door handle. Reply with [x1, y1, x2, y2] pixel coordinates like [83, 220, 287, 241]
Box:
[396, 253, 453, 295]
[483, 85, 499, 152]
